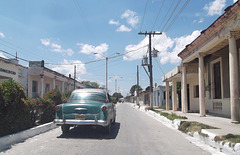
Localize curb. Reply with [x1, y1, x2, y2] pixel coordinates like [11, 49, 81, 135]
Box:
[0, 122, 58, 151]
[133, 104, 240, 155]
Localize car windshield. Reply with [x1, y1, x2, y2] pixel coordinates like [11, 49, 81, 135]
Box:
[68, 92, 106, 103]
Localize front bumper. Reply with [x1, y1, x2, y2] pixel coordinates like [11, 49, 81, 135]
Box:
[54, 119, 108, 127]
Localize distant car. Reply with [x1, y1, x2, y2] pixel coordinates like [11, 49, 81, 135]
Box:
[54, 89, 116, 134]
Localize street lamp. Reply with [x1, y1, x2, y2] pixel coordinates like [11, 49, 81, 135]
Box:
[94, 52, 120, 90]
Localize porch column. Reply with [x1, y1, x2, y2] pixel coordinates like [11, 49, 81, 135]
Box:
[166, 81, 170, 110]
[53, 76, 56, 89]
[199, 54, 206, 116]
[40, 74, 44, 98]
[172, 78, 177, 111]
[228, 32, 240, 123]
[181, 64, 188, 113]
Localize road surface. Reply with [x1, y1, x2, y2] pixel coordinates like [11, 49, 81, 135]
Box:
[1, 103, 211, 155]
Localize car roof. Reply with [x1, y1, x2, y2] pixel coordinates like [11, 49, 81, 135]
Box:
[72, 88, 108, 94]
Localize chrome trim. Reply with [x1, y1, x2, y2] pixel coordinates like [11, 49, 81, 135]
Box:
[54, 119, 108, 127]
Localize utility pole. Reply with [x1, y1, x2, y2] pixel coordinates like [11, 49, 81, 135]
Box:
[138, 31, 162, 110]
[137, 65, 139, 105]
[106, 57, 108, 90]
[74, 65, 76, 90]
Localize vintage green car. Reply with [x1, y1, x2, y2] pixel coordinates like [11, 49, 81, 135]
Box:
[54, 89, 116, 134]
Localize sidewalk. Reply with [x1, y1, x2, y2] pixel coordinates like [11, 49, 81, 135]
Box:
[157, 109, 240, 136]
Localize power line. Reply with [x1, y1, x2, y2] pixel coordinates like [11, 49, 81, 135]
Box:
[154, 58, 165, 76]
[72, 0, 95, 41]
[161, 0, 182, 32]
[158, 0, 175, 31]
[0, 49, 29, 62]
[140, 0, 149, 32]
[151, 0, 165, 31]
[165, 0, 190, 32]
[0, 38, 55, 63]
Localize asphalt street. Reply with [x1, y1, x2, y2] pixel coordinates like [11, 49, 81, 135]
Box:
[1, 103, 211, 155]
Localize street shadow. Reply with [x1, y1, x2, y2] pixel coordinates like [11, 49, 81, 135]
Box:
[57, 122, 120, 140]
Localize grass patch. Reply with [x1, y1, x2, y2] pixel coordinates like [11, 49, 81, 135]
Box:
[179, 121, 218, 136]
[145, 106, 172, 110]
[214, 134, 240, 146]
[152, 110, 187, 121]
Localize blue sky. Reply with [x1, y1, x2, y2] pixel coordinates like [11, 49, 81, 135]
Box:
[0, 0, 237, 96]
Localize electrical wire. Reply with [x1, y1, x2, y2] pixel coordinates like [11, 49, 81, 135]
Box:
[0, 49, 29, 62]
[165, 0, 190, 32]
[0, 38, 55, 63]
[161, 0, 182, 32]
[151, 0, 165, 31]
[154, 58, 165, 76]
[158, 0, 175, 31]
[72, 0, 95, 41]
[140, 0, 149, 32]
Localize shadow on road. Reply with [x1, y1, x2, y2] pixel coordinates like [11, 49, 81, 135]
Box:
[57, 122, 120, 140]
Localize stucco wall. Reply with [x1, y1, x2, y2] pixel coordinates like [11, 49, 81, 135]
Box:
[187, 75, 199, 111]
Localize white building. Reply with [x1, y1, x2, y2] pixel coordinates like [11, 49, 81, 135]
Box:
[0, 57, 85, 98]
[0, 57, 28, 94]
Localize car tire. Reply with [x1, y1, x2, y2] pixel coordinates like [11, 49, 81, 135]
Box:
[112, 117, 116, 124]
[104, 122, 111, 134]
[61, 125, 70, 134]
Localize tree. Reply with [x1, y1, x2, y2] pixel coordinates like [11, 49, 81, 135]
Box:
[82, 81, 99, 88]
[112, 92, 123, 101]
[130, 84, 142, 96]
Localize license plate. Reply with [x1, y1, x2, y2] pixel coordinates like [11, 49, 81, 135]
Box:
[76, 114, 85, 120]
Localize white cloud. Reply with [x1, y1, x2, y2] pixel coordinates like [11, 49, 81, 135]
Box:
[121, 10, 139, 28]
[40, 39, 50, 46]
[0, 52, 7, 58]
[204, 0, 226, 16]
[109, 19, 120, 25]
[198, 18, 204, 23]
[77, 43, 108, 58]
[233, 0, 237, 3]
[40, 39, 74, 56]
[51, 59, 86, 78]
[193, 18, 204, 24]
[117, 25, 132, 32]
[0, 32, 5, 38]
[123, 30, 201, 65]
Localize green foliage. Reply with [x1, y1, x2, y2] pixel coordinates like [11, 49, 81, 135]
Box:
[130, 84, 142, 96]
[151, 109, 188, 121]
[112, 92, 123, 101]
[0, 79, 74, 137]
[0, 79, 34, 137]
[35, 97, 55, 124]
[44, 89, 62, 105]
[111, 96, 117, 104]
[214, 134, 240, 145]
[82, 81, 99, 88]
[178, 121, 218, 135]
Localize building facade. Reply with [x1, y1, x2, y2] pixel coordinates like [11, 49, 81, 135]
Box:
[153, 85, 166, 107]
[0, 58, 85, 98]
[0, 57, 28, 94]
[163, 1, 240, 122]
